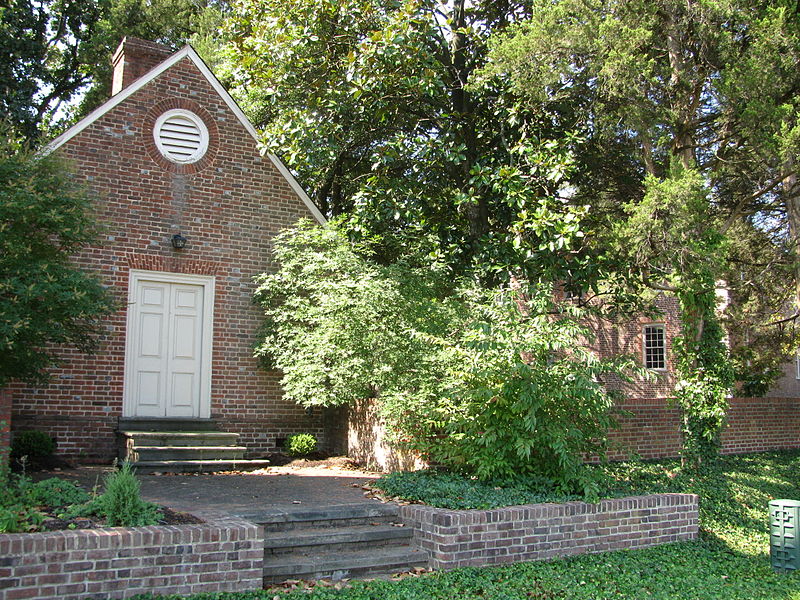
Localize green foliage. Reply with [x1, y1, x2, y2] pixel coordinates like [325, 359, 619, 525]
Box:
[256, 222, 636, 494]
[132, 451, 800, 600]
[225, 0, 622, 294]
[0, 134, 115, 388]
[613, 168, 735, 467]
[76, 462, 161, 527]
[0, 0, 226, 140]
[374, 470, 579, 510]
[0, 421, 9, 490]
[285, 433, 318, 456]
[398, 285, 637, 496]
[0, 474, 88, 533]
[254, 220, 454, 409]
[23, 478, 90, 508]
[0, 503, 43, 534]
[10, 430, 56, 463]
[484, 0, 800, 398]
[0, 462, 156, 531]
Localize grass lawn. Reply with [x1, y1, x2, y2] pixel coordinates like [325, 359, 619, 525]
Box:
[136, 451, 800, 600]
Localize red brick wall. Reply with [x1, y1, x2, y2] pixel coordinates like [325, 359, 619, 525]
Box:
[721, 397, 800, 455]
[8, 55, 331, 462]
[586, 294, 680, 400]
[763, 359, 800, 398]
[588, 294, 800, 460]
[608, 396, 800, 460]
[401, 494, 698, 569]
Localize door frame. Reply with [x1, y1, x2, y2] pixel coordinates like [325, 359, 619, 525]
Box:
[122, 269, 215, 419]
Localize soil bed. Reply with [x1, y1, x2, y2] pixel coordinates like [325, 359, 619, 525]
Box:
[38, 505, 204, 531]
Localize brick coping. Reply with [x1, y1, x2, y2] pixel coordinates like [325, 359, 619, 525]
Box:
[401, 492, 698, 520]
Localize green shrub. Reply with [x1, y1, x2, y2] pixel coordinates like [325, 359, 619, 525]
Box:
[0, 472, 87, 532]
[286, 433, 318, 456]
[26, 478, 90, 508]
[0, 505, 20, 533]
[374, 470, 580, 509]
[0, 138, 115, 389]
[257, 223, 640, 497]
[10, 430, 55, 463]
[389, 285, 639, 497]
[0, 502, 43, 533]
[76, 462, 161, 527]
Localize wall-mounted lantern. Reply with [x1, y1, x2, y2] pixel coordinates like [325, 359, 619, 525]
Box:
[171, 233, 187, 250]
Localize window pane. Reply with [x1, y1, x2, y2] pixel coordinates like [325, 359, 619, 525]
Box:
[644, 325, 666, 369]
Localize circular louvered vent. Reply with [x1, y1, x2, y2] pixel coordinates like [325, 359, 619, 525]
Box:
[153, 109, 209, 164]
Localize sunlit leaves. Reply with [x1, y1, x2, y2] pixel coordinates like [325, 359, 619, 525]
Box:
[0, 134, 114, 386]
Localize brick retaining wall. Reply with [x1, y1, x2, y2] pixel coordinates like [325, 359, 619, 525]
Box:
[0, 516, 263, 600]
[400, 494, 698, 570]
[608, 397, 800, 460]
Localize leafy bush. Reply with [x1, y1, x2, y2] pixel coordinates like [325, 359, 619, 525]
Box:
[396, 286, 637, 496]
[74, 462, 161, 527]
[10, 430, 55, 463]
[374, 470, 580, 510]
[0, 506, 19, 533]
[254, 221, 453, 410]
[24, 477, 90, 507]
[286, 433, 318, 456]
[0, 503, 44, 533]
[256, 223, 638, 496]
[0, 134, 114, 388]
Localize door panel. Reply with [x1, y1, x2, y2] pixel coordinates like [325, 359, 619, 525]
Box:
[166, 284, 203, 417]
[129, 280, 205, 417]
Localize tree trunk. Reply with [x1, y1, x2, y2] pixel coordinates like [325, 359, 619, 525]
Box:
[450, 0, 487, 241]
[783, 168, 800, 312]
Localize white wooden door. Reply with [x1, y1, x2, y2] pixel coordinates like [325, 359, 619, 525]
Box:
[129, 280, 205, 417]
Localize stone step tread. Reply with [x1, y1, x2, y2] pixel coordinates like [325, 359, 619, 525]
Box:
[131, 459, 270, 473]
[117, 419, 221, 432]
[134, 459, 269, 465]
[242, 502, 400, 525]
[264, 524, 412, 549]
[262, 546, 428, 578]
[120, 431, 240, 438]
[132, 445, 247, 451]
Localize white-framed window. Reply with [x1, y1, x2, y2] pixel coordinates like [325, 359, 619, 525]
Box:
[795, 353, 800, 380]
[153, 109, 209, 164]
[643, 324, 667, 370]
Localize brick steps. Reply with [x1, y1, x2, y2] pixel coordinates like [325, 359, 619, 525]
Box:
[117, 418, 268, 473]
[255, 503, 430, 584]
[117, 417, 220, 432]
[262, 546, 428, 582]
[130, 445, 248, 461]
[122, 431, 242, 446]
[265, 524, 413, 552]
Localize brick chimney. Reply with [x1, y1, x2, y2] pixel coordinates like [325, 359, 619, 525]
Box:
[111, 37, 174, 95]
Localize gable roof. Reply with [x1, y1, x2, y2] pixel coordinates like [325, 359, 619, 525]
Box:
[44, 45, 327, 225]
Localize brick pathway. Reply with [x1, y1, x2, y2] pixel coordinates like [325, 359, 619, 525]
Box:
[47, 464, 381, 518]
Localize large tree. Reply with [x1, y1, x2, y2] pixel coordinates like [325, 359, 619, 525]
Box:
[483, 0, 800, 463]
[224, 0, 610, 288]
[0, 0, 226, 141]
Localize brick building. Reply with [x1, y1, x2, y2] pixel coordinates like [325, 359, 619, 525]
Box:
[3, 39, 798, 467]
[5, 38, 343, 465]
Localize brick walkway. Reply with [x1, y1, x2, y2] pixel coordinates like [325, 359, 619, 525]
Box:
[48, 464, 381, 518]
